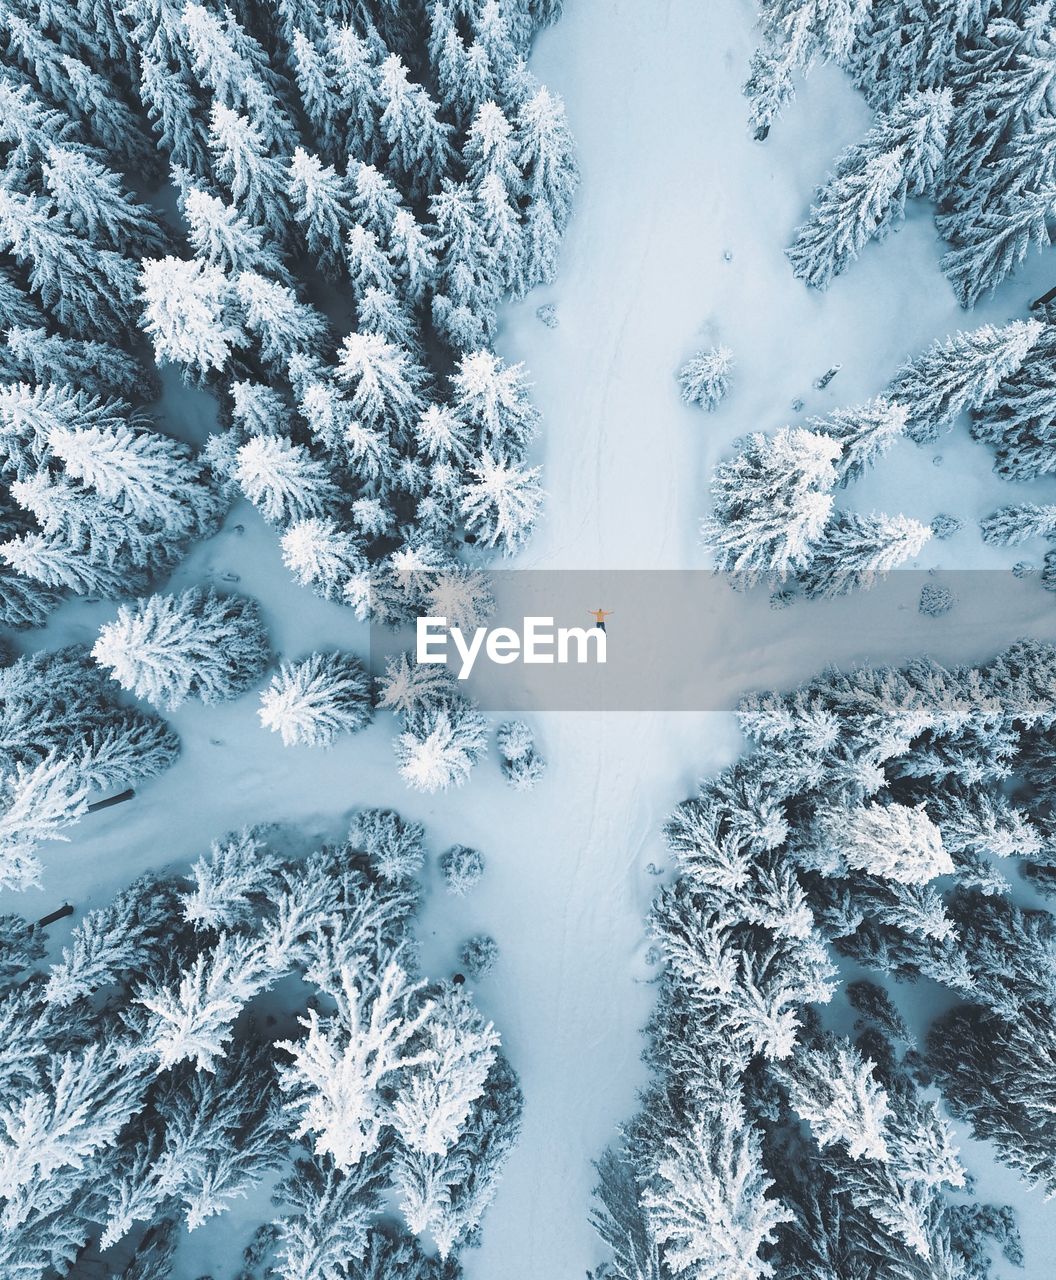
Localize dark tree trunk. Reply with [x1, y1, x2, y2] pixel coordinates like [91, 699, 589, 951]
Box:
[87, 787, 135, 813]
[1029, 284, 1056, 310]
[36, 903, 74, 928]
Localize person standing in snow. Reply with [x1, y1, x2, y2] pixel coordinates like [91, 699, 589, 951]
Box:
[589, 608, 612, 632]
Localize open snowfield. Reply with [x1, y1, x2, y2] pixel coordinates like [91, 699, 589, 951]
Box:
[5, 1, 1056, 1277]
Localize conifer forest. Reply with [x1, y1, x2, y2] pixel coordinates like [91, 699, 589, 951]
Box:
[2, 1, 1056, 1278]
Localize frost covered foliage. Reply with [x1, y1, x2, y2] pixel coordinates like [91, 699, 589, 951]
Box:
[703, 311, 1056, 591]
[592, 641, 1056, 1279]
[702, 396, 931, 592]
[0, 645, 178, 890]
[971, 307, 1056, 485]
[750, 1, 1056, 306]
[496, 717, 545, 790]
[678, 346, 733, 411]
[0, 816, 521, 1279]
[92, 586, 271, 710]
[0, 71, 223, 630]
[258, 650, 373, 746]
[460, 933, 499, 976]
[0, 0, 573, 631]
[439, 843, 485, 895]
[378, 650, 488, 792]
[0, 383, 223, 624]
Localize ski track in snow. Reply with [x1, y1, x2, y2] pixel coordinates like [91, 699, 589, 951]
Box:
[5, 0, 1056, 1276]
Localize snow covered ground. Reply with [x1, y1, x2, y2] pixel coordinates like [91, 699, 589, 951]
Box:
[6, 1, 1056, 1277]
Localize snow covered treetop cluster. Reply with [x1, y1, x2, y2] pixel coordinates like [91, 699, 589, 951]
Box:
[593, 640, 1056, 1280]
[748, 0, 1056, 306]
[0, 813, 521, 1279]
[0, 0, 577, 635]
[704, 309, 1056, 593]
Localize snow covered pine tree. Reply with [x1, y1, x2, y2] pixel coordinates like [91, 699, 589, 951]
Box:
[0, 816, 521, 1275]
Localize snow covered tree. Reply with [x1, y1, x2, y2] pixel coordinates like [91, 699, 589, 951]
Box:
[703, 427, 839, 584]
[818, 801, 953, 885]
[273, 1152, 386, 1280]
[177, 177, 287, 280]
[787, 149, 905, 289]
[814, 396, 908, 485]
[258, 652, 373, 747]
[787, 90, 952, 287]
[349, 809, 426, 884]
[679, 347, 734, 411]
[335, 330, 428, 442]
[235, 271, 329, 369]
[278, 960, 432, 1170]
[0, 753, 92, 891]
[516, 84, 578, 231]
[391, 987, 499, 1156]
[0, 646, 179, 890]
[234, 434, 339, 526]
[744, 0, 871, 138]
[376, 650, 458, 721]
[377, 55, 452, 195]
[3, 327, 158, 405]
[44, 874, 179, 1007]
[41, 147, 169, 257]
[496, 719, 546, 791]
[430, 180, 502, 348]
[138, 932, 275, 1071]
[280, 517, 366, 602]
[181, 827, 282, 931]
[395, 697, 488, 793]
[288, 147, 352, 274]
[92, 588, 271, 710]
[208, 102, 290, 235]
[450, 349, 540, 457]
[426, 564, 495, 631]
[940, 185, 1056, 308]
[439, 844, 485, 896]
[460, 452, 544, 552]
[888, 320, 1042, 443]
[460, 934, 500, 978]
[775, 1037, 891, 1160]
[0, 188, 140, 339]
[970, 323, 1056, 480]
[48, 417, 221, 541]
[640, 1083, 792, 1280]
[799, 510, 932, 597]
[981, 503, 1056, 546]
[139, 256, 245, 377]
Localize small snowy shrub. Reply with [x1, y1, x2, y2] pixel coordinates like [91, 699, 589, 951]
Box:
[931, 513, 963, 540]
[350, 808, 425, 883]
[678, 346, 733, 410]
[920, 583, 955, 617]
[496, 720, 546, 792]
[258, 652, 372, 747]
[439, 844, 485, 896]
[461, 934, 499, 977]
